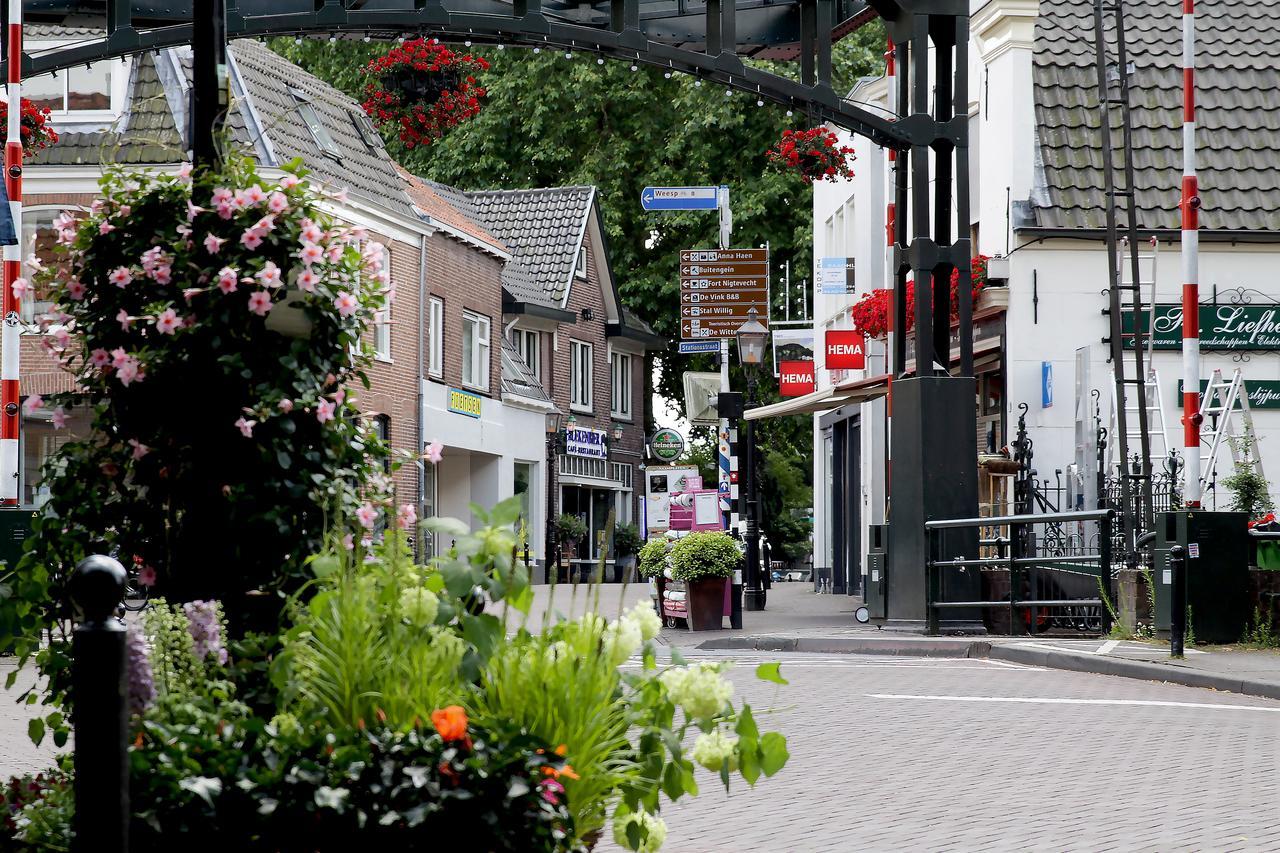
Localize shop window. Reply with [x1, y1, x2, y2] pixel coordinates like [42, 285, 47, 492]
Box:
[570, 340, 593, 412]
[462, 311, 490, 390]
[610, 351, 631, 419]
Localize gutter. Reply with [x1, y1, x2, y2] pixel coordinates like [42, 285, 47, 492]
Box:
[503, 298, 576, 324]
[605, 322, 666, 349]
[416, 232, 428, 560]
[1017, 227, 1280, 245]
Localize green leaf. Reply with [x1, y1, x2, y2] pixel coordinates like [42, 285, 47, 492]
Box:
[661, 760, 685, 800]
[755, 661, 789, 685]
[27, 717, 44, 746]
[462, 613, 502, 661]
[669, 646, 687, 666]
[311, 554, 340, 578]
[424, 572, 445, 593]
[759, 732, 790, 777]
[313, 785, 349, 811]
[739, 742, 761, 785]
[179, 776, 223, 806]
[735, 706, 759, 741]
[439, 560, 477, 600]
[424, 516, 470, 538]
[276, 449, 292, 470]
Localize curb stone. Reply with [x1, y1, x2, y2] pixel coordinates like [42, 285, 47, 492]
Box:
[697, 635, 1280, 700]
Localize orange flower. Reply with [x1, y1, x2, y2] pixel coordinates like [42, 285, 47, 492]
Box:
[431, 705, 469, 742]
[554, 744, 568, 756]
[541, 763, 580, 781]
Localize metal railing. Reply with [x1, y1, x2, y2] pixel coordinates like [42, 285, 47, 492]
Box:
[925, 508, 1115, 636]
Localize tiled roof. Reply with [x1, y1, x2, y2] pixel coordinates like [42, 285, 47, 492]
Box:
[463, 186, 595, 303]
[501, 261, 557, 309]
[622, 308, 659, 338]
[26, 24, 103, 39]
[500, 336, 553, 405]
[226, 41, 415, 218]
[1032, 0, 1280, 232]
[397, 165, 504, 249]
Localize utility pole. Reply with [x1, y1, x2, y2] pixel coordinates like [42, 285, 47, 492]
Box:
[190, 0, 229, 169]
[1, 0, 24, 506]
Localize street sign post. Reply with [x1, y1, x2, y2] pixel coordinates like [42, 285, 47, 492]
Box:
[641, 186, 719, 211]
[679, 247, 769, 340]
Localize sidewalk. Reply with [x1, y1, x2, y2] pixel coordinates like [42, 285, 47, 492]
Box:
[519, 582, 1280, 702]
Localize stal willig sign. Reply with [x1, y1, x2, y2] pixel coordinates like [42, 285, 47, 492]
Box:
[1123, 303, 1280, 350]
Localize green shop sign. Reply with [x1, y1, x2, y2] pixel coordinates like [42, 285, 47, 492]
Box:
[1124, 304, 1280, 350]
[1177, 379, 1280, 410]
[649, 428, 686, 462]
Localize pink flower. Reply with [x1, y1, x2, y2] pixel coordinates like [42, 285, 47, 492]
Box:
[116, 309, 134, 331]
[240, 230, 264, 250]
[183, 288, 203, 302]
[297, 269, 320, 292]
[253, 216, 275, 234]
[21, 395, 42, 415]
[211, 188, 233, 205]
[332, 388, 346, 405]
[51, 407, 67, 429]
[137, 565, 157, 587]
[256, 262, 282, 288]
[247, 291, 273, 316]
[90, 348, 111, 369]
[66, 280, 86, 300]
[315, 398, 336, 424]
[117, 360, 140, 386]
[155, 309, 181, 335]
[299, 242, 324, 266]
[279, 175, 302, 190]
[11, 278, 30, 299]
[153, 266, 172, 285]
[355, 502, 378, 530]
[109, 267, 132, 288]
[25, 256, 43, 273]
[99, 221, 115, 235]
[177, 162, 193, 182]
[301, 222, 324, 244]
[334, 291, 358, 318]
[204, 234, 227, 254]
[425, 440, 443, 464]
[50, 327, 71, 350]
[243, 185, 266, 206]
[326, 244, 344, 263]
[216, 202, 234, 220]
[119, 205, 131, 217]
[186, 200, 204, 221]
[128, 438, 149, 460]
[111, 347, 130, 369]
[267, 192, 289, 214]
[234, 416, 255, 438]
[217, 266, 239, 294]
[397, 504, 417, 530]
[341, 533, 354, 551]
[334, 187, 350, 204]
[278, 398, 294, 413]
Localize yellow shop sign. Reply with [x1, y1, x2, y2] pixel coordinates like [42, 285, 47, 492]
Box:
[447, 387, 483, 419]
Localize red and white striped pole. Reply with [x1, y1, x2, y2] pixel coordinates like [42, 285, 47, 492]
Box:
[1181, 0, 1201, 507]
[2, 0, 22, 507]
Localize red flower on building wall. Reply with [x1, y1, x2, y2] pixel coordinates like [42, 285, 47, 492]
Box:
[361, 38, 489, 149]
[765, 127, 856, 184]
[0, 99, 59, 151]
[848, 255, 992, 339]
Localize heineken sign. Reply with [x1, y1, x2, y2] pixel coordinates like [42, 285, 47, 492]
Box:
[649, 428, 686, 462]
[1177, 379, 1280, 410]
[1124, 304, 1280, 350]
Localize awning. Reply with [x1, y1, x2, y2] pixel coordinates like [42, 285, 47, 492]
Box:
[745, 373, 890, 421]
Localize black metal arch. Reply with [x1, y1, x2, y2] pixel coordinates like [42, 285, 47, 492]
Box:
[11, 0, 907, 148]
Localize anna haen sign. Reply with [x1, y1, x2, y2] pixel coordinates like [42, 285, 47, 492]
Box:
[649, 428, 686, 462]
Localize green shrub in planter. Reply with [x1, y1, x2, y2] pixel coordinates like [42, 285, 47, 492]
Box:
[669, 532, 740, 582]
[613, 523, 643, 559]
[637, 538, 670, 578]
[556, 513, 589, 545]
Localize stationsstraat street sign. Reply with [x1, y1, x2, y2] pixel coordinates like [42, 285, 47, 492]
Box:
[679, 248, 769, 340]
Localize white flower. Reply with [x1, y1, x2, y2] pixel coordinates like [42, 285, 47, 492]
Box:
[603, 617, 643, 667]
[612, 808, 667, 853]
[626, 601, 663, 642]
[660, 662, 734, 720]
[399, 587, 439, 628]
[689, 729, 739, 772]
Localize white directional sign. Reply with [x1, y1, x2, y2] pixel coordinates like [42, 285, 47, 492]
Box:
[641, 186, 719, 211]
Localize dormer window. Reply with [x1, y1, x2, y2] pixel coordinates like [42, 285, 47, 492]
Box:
[290, 87, 342, 162]
[23, 60, 119, 118]
[576, 245, 588, 278]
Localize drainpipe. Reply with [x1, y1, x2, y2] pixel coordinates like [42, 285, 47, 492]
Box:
[417, 231, 427, 559]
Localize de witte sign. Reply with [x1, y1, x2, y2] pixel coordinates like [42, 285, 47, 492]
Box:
[824, 330, 866, 370]
[566, 426, 608, 459]
[1124, 304, 1280, 350]
[649, 428, 686, 462]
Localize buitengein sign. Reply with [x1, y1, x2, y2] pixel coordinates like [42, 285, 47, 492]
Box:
[446, 387, 482, 418]
[649, 428, 686, 462]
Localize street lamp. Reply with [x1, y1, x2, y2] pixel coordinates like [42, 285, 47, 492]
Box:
[545, 410, 565, 584]
[736, 308, 768, 612]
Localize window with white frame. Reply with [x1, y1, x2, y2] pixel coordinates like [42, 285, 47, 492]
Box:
[462, 311, 490, 390]
[428, 297, 443, 378]
[22, 207, 78, 324]
[576, 246, 588, 278]
[610, 351, 632, 419]
[372, 245, 391, 360]
[23, 61, 118, 115]
[570, 340, 593, 411]
[512, 328, 540, 380]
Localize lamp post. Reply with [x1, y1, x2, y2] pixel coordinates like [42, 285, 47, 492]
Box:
[736, 308, 769, 611]
[545, 410, 564, 584]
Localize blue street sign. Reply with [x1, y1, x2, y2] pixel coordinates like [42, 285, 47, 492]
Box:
[679, 340, 722, 354]
[641, 186, 719, 211]
[1042, 361, 1054, 408]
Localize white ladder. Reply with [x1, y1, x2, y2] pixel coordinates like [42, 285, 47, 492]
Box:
[1107, 368, 1171, 471]
[1200, 368, 1264, 488]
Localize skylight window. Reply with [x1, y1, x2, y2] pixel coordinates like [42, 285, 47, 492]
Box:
[352, 111, 382, 153]
[289, 87, 342, 162]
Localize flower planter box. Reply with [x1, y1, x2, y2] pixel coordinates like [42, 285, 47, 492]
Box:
[686, 577, 727, 631]
[662, 579, 689, 625]
[977, 284, 1009, 312]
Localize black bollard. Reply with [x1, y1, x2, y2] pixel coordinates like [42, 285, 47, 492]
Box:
[1169, 544, 1186, 659]
[69, 555, 129, 853]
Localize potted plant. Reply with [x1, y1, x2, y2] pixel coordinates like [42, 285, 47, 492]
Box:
[612, 523, 643, 582]
[669, 532, 740, 631]
[765, 127, 855, 184]
[556, 513, 588, 580]
[637, 537, 671, 617]
[361, 37, 489, 148]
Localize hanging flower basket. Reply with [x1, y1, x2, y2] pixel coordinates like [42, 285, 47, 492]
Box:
[361, 38, 489, 149]
[847, 254, 992, 339]
[0, 98, 59, 151]
[765, 127, 855, 184]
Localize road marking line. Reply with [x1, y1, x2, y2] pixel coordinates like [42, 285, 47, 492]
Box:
[1096, 639, 1120, 655]
[867, 694, 1280, 712]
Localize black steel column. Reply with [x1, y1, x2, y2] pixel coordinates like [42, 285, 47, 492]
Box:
[908, 12, 933, 374]
[191, 0, 228, 169]
[70, 556, 129, 853]
[953, 13, 974, 377]
[743, 374, 764, 610]
[893, 38, 909, 377]
[931, 20, 954, 371]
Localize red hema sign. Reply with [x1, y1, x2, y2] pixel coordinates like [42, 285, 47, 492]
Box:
[779, 360, 815, 397]
[825, 330, 866, 370]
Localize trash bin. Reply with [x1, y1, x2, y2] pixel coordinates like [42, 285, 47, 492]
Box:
[1154, 511, 1249, 644]
[864, 524, 888, 619]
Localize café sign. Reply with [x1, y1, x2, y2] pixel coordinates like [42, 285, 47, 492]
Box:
[566, 426, 608, 459]
[1124, 304, 1280, 350]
